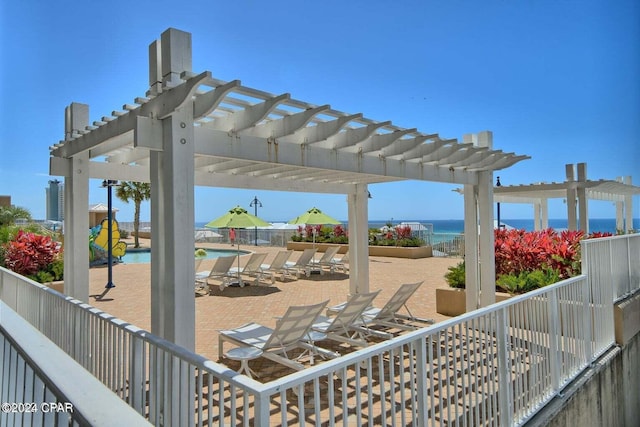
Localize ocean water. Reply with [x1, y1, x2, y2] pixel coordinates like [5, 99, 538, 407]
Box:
[197, 218, 639, 235]
[369, 218, 639, 234]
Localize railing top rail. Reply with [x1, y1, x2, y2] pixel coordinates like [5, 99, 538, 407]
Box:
[581, 232, 640, 245]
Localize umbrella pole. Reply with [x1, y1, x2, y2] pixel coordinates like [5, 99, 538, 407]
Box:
[237, 241, 241, 284]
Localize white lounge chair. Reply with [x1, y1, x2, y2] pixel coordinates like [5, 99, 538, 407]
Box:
[330, 250, 349, 273]
[310, 290, 381, 348]
[315, 246, 341, 274]
[195, 255, 237, 291]
[259, 250, 294, 282]
[284, 248, 317, 278]
[194, 257, 208, 296]
[229, 252, 269, 285]
[327, 281, 432, 337]
[218, 300, 336, 372]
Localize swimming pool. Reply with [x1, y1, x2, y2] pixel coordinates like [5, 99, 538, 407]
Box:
[120, 248, 249, 264]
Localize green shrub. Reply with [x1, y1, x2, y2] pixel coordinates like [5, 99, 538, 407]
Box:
[496, 267, 560, 294]
[195, 248, 207, 258]
[445, 261, 465, 289]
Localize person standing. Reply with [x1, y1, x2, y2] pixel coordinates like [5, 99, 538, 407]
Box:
[229, 228, 236, 246]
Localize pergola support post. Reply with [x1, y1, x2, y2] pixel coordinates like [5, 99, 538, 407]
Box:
[478, 171, 496, 307]
[150, 109, 196, 350]
[63, 103, 90, 302]
[148, 28, 196, 351]
[577, 163, 589, 233]
[566, 164, 578, 231]
[463, 131, 496, 311]
[464, 184, 480, 312]
[348, 184, 370, 294]
[623, 176, 633, 233]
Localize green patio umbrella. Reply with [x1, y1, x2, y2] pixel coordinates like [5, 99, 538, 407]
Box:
[288, 207, 341, 226]
[205, 206, 271, 284]
[288, 207, 341, 247]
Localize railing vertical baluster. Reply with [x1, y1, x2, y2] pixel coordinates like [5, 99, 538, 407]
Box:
[548, 289, 561, 393]
[496, 307, 513, 427]
[130, 335, 145, 414]
[582, 275, 593, 365]
[254, 389, 271, 427]
[415, 336, 428, 427]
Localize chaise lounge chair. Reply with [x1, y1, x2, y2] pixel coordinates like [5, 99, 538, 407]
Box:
[259, 250, 294, 282]
[218, 300, 336, 372]
[284, 248, 317, 278]
[329, 250, 349, 273]
[314, 246, 341, 274]
[194, 257, 208, 296]
[195, 255, 237, 291]
[327, 281, 432, 337]
[228, 252, 269, 285]
[310, 290, 381, 348]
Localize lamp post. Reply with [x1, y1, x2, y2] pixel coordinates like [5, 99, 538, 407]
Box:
[102, 179, 118, 289]
[249, 196, 262, 246]
[496, 176, 502, 230]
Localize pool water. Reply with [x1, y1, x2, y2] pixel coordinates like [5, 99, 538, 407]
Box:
[120, 248, 248, 264]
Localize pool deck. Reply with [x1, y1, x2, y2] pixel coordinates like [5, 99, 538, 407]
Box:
[88, 239, 459, 366]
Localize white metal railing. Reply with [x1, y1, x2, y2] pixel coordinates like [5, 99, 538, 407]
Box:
[0, 301, 149, 426]
[0, 269, 259, 426]
[1, 259, 615, 426]
[427, 233, 465, 257]
[581, 233, 640, 302]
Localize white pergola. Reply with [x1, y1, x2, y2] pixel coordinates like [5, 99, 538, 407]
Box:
[49, 28, 529, 350]
[495, 163, 639, 233]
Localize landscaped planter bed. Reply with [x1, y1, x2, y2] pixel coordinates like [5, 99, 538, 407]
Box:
[286, 242, 433, 258]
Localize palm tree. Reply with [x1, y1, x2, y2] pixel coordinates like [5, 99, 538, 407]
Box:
[115, 182, 151, 248]
[0, 205, 32, 226]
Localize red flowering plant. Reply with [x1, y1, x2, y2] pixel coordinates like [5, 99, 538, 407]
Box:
[4, 230, 62, 282]
[492, 228, 612, 294]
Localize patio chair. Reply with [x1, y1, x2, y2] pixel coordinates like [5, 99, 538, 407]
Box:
[330, 250, 349, 273]
[327, 281, 432, 337]
[309, 290, 381, 349]
[228, 252, 269, 285]
[315, 246, 341, 274]
[260, 250, 294, 282]
[218, 300, 337, 372]
[194, 257, 208, 296]
[195, 255, 237, 291]
[284, 248, 317, 278]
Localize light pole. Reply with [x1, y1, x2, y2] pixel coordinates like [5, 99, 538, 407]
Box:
[496, 176, 502, 230]
[102, 179, 118, 289]
[249, 196, 262, 246]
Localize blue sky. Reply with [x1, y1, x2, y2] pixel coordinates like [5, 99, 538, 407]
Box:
[1, 0, 638, 223]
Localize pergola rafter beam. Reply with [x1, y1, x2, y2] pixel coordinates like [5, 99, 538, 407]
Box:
[313, 121, 392, 150]
[240, 105, 331, 139]
[210, 93, 290, 132]
[379, 134, 437, 157]
[343, 128, 418, 154]
[282, 113, 362, 145]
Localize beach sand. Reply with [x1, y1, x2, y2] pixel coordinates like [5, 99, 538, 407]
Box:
[88, 240, 459, 364]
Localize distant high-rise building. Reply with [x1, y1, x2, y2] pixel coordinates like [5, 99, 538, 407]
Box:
[46, 180, 64, 221]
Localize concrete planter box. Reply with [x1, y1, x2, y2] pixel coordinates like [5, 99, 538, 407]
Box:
[44, 280, 64, 294]
[436, 287, 512, 316]
[286, 242, 432, 258]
